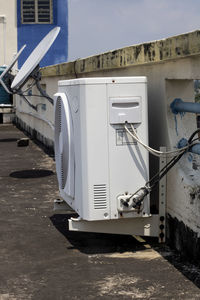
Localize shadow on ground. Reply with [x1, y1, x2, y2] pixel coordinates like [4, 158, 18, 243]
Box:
[0, 138, 18, 142]
[50, 213, 149, 255]
[157, 246, 200, 289]
[10, 169, 54, 178]
[50, 213, 200, 289]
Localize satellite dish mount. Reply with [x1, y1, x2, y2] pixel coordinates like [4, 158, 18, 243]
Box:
[8, 27, 61, 110]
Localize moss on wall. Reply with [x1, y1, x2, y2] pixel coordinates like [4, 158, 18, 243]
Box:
[41, 30, 200, 77]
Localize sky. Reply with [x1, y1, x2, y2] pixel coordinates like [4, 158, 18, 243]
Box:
[68, 0, 200, 61]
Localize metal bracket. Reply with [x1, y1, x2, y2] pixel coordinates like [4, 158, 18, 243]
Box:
[117, 193, 139, 212]
[159, 147, 166, 243]
[54, 199, 71, 211]
[63, 147, 167, 242]
[69, 215, 159, 237]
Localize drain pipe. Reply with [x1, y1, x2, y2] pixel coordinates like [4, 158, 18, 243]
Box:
[170, 98, 200, 114]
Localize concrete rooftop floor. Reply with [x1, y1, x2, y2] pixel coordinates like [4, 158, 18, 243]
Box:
[1, 124, 200, 300]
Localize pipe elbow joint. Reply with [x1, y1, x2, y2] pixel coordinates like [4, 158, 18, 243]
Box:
[170, 98, 183, 114]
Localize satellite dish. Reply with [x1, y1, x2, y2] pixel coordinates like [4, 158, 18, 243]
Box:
[0, 45, 26, 94]
[11, 27, 60, 91]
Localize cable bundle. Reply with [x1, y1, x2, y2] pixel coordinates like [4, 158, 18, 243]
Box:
[122, 123, 200, 206]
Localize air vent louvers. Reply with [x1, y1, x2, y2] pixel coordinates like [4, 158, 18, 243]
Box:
[94, 184, 107, 209]
[60, 153, 65, 189]
[58, 97, 61, 134]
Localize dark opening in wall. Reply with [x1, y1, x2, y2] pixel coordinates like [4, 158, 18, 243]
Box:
[197, 115, 200, 128]
[0, 114, 3, 124]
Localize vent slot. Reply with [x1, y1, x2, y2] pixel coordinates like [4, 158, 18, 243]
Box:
[60, 153, 65, 189]
[57, 97, 65, 189]
[38, 0, 51, 23]
[57, 97, 62, 134]
[94, 184, 107, 209]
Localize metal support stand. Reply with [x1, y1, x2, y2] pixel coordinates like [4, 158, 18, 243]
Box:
[54, 199, 72, 211]
[69, 215, 159, 237]
[58, 148, 167, 241]
[159, 147, 166, 243]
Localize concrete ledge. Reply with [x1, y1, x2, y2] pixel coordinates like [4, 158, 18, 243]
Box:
[41, 30, 200, 77]
[0, 107, 14, 114]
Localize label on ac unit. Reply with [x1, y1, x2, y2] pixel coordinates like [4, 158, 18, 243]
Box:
[116, 129, 137, 146]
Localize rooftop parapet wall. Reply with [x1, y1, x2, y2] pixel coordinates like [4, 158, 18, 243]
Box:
[41, 30, 200, 77]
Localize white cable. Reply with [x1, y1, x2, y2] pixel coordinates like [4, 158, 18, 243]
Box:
[130, 124, 189, 157]
[124, 123, 189, 157]
[130, 124, 187, 156]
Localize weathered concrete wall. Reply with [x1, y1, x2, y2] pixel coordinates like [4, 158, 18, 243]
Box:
[0, 2, 17, 66]
[15, 30, 200, 261]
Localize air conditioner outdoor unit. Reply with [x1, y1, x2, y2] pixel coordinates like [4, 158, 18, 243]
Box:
[54, 77, 150, 222]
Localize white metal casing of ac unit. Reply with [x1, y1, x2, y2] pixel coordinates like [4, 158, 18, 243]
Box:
[54, 77, 149, 221]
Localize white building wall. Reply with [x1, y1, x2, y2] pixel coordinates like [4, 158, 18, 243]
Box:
[0, 1, 17, 66]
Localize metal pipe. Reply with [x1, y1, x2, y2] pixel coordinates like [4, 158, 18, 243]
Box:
[170, 98, 200, 114]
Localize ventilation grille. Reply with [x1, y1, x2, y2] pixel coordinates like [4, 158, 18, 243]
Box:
[38, 0, 51, 23]
[94, 184, 107, 209]
[56, 97, 65, 190]
[22, 0, 52, 24]
[60, 153, 65, 189]
[22, 0, 35, 23]
[57, 97, 62, 134]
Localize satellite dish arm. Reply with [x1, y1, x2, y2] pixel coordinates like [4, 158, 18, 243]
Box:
[12, 64, 40, 93]
[0, 69, 15, 94]
[0, 44, 26, 94]
[13, 64, 53, 109]
[0, 77, 12, 94]
[25, 64, 54, 105]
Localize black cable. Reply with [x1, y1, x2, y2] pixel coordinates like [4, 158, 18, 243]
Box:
[35, 81, 54, 104]
[146, 154, 184, 189]
[21, 80, 36, 93]
[147, 129, 200, 190]
[148, 151, 185, 190]
[14, 65, 54, 105]
[188, 129, 200, 143]
[152, 135, 200, 184]
[123, 129, 200, 209]
[18, 92, 37, 111]
[147, 155, 179, 187]
[22, 94, 48, 98]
